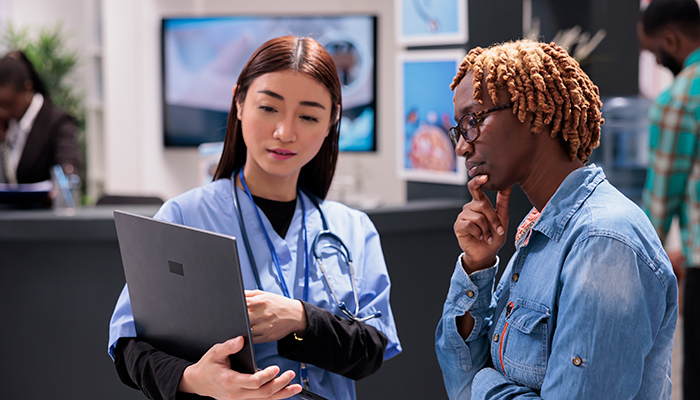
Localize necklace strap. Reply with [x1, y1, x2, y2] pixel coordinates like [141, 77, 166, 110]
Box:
[237, 169, 310, 302]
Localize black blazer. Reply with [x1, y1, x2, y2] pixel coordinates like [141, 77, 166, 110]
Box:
[15, 100, 81, 184]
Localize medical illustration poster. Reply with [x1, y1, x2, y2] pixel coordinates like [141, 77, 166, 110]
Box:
[397, 50, 467, 185]
[396, 0, 468, 46]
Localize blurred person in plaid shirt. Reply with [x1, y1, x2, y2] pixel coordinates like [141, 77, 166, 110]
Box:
[638, 0, 700, 397]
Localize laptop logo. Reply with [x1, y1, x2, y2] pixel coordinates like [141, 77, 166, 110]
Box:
[168, 260, 184, 276]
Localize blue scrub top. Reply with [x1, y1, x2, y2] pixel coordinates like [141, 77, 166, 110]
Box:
[108, 178, 402, 400]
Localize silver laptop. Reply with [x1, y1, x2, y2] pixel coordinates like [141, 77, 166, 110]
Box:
[114, 211, 328, 400]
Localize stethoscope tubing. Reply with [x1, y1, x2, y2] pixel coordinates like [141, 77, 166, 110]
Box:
[231, 169, 381, 322]
[231, 168, 381, 389]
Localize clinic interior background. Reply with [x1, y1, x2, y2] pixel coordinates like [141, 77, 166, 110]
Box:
[1, 1, 687, 399]
[2, 0, 669, 207]
[4, 0, 406, 207]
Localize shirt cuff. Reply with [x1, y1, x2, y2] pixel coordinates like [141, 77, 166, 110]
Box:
[472, 367, 510, 398]
[447, 254, 498, 307]
[446, 254, 498, 341]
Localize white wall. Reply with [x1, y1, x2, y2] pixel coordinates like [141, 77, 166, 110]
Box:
[99, 0, 406, 205]
[9, 0, 89, 98]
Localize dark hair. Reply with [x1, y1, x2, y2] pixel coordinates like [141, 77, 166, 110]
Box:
[641, 0, 700, 38]
[213, 36, 342, 200]
[0, 50, 50, 99]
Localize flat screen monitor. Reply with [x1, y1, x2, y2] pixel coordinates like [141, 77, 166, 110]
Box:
[162, 15, 378, 151]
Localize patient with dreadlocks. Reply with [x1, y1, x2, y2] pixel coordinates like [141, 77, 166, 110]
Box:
[435, 39, 677, 399]
[452, 40, 603, 163]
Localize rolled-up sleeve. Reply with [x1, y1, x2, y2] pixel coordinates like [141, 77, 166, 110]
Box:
[108, 285, 136, 359]
[435, 255, 498, 399]
[353, 212, 402, 360]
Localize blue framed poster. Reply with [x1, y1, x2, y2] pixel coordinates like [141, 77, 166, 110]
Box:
[397, 50, 467, 184]
[396, 0, 468, 46]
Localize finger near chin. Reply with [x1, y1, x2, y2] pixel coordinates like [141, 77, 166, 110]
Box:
[496, 187, 513, 218]
[466, 212, 491, 239]
[463, 223, 486, 241]
[467, 175, 488, 200]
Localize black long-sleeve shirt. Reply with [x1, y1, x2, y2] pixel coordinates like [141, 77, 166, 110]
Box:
[113, 301, 388, 400]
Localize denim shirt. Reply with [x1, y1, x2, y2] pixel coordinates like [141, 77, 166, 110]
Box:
[435, 165, 678, 399]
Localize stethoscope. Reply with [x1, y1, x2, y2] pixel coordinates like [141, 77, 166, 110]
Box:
[231, 169, 381, 387]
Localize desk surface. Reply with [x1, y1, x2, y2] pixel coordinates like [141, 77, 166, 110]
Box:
[0, 199, 465, 242]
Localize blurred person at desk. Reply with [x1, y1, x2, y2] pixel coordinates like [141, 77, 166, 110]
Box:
[638, 0, 700, 397]
[435, 39, 678, 399]
[0, 50, 81, 193]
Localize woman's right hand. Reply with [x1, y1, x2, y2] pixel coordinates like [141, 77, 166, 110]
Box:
[454, 175, 512, 274]
[178, 336, 302, 400]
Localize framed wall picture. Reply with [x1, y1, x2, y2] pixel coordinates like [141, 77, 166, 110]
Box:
[162, 15, 377, 151]
[396, 0, 468, 46]
[397, 50, 466, 185]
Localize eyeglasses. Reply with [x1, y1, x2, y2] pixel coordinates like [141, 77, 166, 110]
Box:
[448, 102, 514, 147]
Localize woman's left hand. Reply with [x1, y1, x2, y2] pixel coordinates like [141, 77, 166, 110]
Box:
[246, 290, 307, 343]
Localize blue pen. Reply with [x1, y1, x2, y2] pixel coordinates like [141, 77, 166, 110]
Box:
[52, 164, 75, 208]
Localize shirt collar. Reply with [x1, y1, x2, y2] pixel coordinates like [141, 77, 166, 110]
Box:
[684, 47, 700, 69]
[528, 164, 606, 242]
[17, 92, 44, 132]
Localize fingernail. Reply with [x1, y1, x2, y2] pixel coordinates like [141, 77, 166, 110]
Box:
[487, 236, 493, 244]
[497, 226, 504, 235]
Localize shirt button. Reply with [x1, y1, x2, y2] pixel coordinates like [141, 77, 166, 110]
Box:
[466, 290, 475, 298]
[573, 357, 582, 366]
[493, 334, 499, 342]
[512, 273, 519, 282]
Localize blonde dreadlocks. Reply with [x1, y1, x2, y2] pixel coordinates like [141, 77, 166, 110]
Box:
[452, 39, 603, 163]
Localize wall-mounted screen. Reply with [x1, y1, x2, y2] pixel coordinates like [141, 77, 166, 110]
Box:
[162, 15, 377, 151]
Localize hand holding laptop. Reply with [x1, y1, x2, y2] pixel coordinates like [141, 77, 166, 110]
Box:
[178, 336, 303, 399]
[113, 211, 330, 400]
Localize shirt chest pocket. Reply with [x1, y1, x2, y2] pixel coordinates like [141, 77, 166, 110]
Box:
[499, 300, 550, 390]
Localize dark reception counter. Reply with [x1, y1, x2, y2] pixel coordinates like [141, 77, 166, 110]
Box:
[0, 200, 464, 399]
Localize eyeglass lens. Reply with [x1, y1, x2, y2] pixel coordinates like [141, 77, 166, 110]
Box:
[448, 114, 478, 147]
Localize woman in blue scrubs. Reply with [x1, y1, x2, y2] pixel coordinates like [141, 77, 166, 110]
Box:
[108, 36, 401, 400]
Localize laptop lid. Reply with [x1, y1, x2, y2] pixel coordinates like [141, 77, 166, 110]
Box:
[114, 210, 330, 400]
[113, 210, 256, 373]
